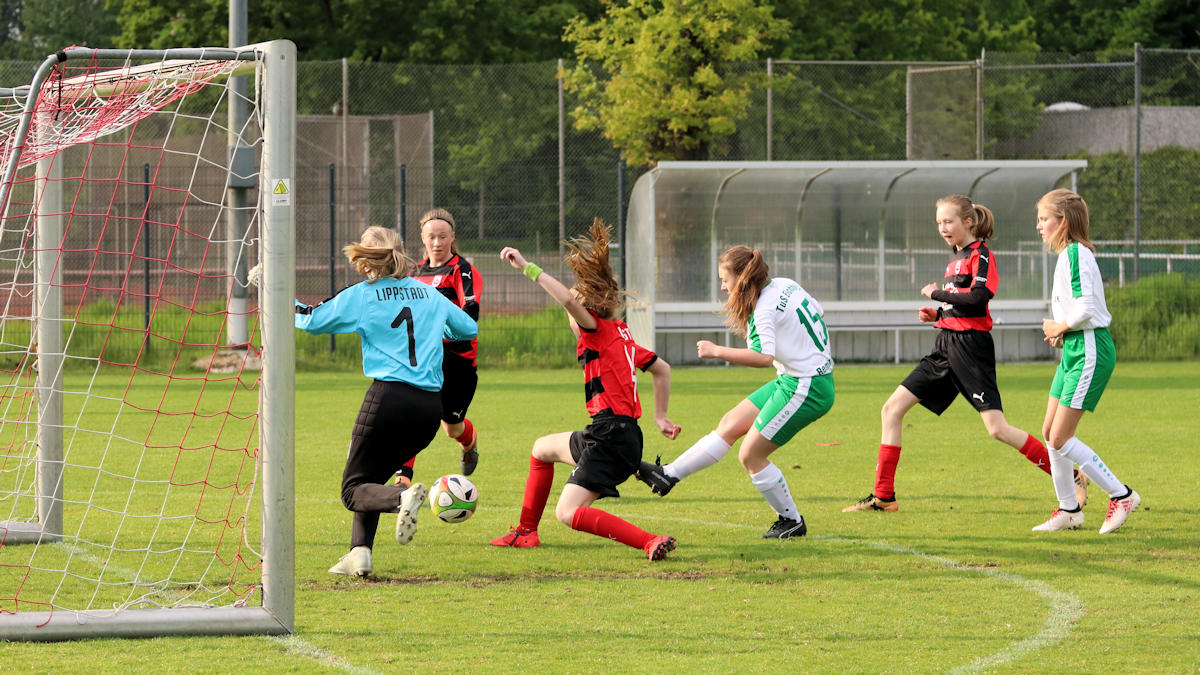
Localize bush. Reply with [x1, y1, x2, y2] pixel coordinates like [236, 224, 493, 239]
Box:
[1107, 273, 1200, 360]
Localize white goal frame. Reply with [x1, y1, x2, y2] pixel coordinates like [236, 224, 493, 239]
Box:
[0, 40, 295, 640]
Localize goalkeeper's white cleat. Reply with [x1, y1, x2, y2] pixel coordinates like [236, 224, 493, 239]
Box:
[328, 546, 372, 576]
[1032, 508, 1084, 531]
[396, 483, 427, 545]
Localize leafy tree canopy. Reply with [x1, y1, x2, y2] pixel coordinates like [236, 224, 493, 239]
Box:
[107, 0, 602, 62]
[564, 0, 789, 165]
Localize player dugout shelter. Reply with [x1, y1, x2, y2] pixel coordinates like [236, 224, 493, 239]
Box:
[624, 160, 1088, 365]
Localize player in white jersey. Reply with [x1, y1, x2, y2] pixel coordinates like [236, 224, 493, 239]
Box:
[636, 246, 835, 539]
[1032, 189, 1140, 534]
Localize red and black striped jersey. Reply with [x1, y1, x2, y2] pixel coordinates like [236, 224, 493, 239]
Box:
[412, 254, 481, 365]
[931, 240, 998, 332]
[576, 311, 658, 419]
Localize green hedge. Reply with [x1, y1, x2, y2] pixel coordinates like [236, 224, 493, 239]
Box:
[1108, 274, 1200, 360]
[1076, 147, 1200, 241]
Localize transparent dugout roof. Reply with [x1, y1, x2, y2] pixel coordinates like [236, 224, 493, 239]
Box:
[627, 160, 1086, 307]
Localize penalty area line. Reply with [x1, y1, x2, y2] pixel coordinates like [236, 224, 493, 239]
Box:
[623, 512, 1084, 673]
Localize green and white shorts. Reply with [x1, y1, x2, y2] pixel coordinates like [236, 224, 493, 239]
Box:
[748, 372, 835, 445]
[1050, 327, 1115, 412]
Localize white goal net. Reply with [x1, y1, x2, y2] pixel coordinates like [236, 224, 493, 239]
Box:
[0, 41, 295, 640]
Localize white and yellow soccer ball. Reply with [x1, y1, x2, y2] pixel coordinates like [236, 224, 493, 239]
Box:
[429, 474, 478, 523]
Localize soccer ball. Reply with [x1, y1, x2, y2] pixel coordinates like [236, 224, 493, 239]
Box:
[429, 474, 478, 523]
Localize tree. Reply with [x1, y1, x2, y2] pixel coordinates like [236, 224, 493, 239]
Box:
[0, 0, 118, 59]
[110, 0, 601, 62]
[563, 0, 789, 166]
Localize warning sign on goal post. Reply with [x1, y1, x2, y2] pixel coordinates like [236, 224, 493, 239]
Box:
[271, 178, 291, 205]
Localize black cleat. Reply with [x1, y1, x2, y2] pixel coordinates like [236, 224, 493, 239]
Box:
[461, 443, 479, 476]
[761, 515, 807, 539]
[636, 456, 679, 496]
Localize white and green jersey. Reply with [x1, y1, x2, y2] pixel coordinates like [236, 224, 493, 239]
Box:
[746, 278, 833, 378]
[1052, 242, 1112, 331]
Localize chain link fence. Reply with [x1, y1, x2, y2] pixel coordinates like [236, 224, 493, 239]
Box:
[4, 49, 1196, 366]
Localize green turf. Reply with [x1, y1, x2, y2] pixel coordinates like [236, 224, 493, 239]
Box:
[2, 362, 1197, 672]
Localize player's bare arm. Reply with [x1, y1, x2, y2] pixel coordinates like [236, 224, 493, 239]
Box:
[646, 357, 681, 440]
[501, 246, 596, 330]
[697, 339, 774, 368]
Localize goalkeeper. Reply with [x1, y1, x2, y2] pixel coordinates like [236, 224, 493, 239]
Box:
[292, 226, 477, 577]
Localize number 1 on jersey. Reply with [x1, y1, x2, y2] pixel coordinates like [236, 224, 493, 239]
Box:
[391, 306, 418, 366]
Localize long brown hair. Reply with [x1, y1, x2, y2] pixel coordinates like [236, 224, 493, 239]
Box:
[565, 218, 623, 319]
[936, 194, 995, 242]
[719, 246, 770, 336]
[342, 226, 414, 281]
[419, 208, 458, 254]
[1037, 188, 1094, 252]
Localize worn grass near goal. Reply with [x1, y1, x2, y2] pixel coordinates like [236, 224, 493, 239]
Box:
[2, 362, 1197, 672]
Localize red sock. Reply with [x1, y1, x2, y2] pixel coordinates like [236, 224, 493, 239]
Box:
[570, 506, 654, 550]
[1019, 434, 1052, 475]
[873, 444, 902, 499]
[454, 419, 476, 450]
[518, 456, 553, 533]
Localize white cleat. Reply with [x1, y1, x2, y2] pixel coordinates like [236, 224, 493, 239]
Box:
[328, 545, 372, 576]
[396, 482, 428, 545]
[1032, 508, 1084, 531]
[1099, 488, 1141, 534]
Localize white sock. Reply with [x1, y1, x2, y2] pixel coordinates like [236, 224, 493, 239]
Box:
[749, 462, 799, 521]
[1047, 445, 1079, 510]
[1057, 437, 1126, 497]
[664, 431, 732, 480]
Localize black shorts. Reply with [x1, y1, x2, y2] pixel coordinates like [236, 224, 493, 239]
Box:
[901, 329, 1002, 415]
[440, 351, 478, 425]
[342, 380, 441, 492]
[567, 414, 642, 499]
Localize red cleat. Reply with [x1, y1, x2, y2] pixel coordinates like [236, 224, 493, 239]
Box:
[645, 535, 676, 562]
[490, 526, 540, 547]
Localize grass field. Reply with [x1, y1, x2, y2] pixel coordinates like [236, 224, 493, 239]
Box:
[2, 361, 1198, 672]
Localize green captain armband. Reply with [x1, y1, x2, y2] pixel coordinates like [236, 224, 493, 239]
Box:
[523, 262, 543, 282]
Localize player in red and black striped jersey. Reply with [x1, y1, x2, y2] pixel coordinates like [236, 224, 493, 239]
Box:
[844, 195, 1054, 514]
[490, 220, 681, 562]
[395, 209, 481, 487]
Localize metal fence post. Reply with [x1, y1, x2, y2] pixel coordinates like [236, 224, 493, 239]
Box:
[617, 160, 626, 288]
[329, 162, 336, 353]
[1133, 42, 1142, 282]
[400, 163, 407, 243]
[766, 57, 773, 161]
[557, 58, 565, 264]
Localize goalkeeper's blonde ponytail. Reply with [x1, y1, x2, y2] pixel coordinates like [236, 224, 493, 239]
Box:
[343, 226, 414, 281]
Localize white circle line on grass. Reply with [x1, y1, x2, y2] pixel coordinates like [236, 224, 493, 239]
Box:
[624, 512, 1085, 673]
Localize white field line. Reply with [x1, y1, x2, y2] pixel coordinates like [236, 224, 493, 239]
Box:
[266, 635, 379, 675]
[625, 512, 1085, 673]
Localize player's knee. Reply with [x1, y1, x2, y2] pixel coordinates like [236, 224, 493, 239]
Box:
[986, 424, 1007, 441]
[339, 483, 357, 510]
[554, 503, 576, 527]
[880, 399, 903, 424]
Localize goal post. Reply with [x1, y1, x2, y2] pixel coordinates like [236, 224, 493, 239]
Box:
[0, 40, 295, 640]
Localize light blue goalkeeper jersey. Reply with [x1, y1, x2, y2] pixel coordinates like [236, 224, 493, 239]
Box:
[295, 276, 478, 391]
